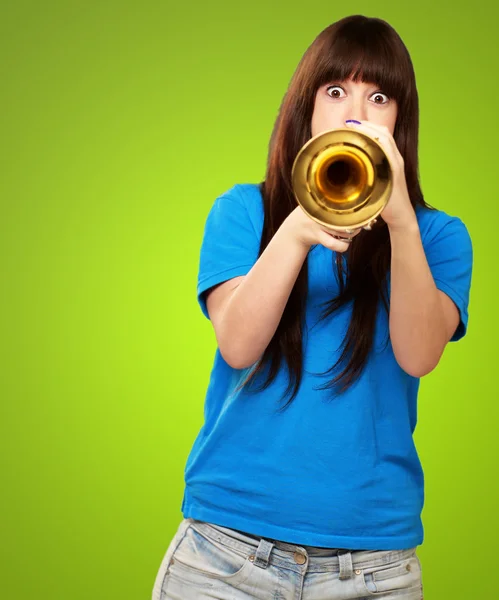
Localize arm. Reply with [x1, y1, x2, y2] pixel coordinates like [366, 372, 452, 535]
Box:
[388, 220, 461, 378]
[206, 224, 308, 369]
[205, 206, 357, 370]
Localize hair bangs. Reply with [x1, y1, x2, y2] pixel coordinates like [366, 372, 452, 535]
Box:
[315, 27, 410, 105]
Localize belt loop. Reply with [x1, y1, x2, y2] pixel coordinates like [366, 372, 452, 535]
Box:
[253, 538, 274, 569]
[338, 550, 354, 580]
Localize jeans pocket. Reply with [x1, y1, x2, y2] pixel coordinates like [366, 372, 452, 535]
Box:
[167, 524, 254, 588]
[360, 553, 422, 596]
[152, 518, 194, 600]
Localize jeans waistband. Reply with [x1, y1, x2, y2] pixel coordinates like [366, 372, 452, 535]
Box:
[212, 523, 353, 555]
[189, 519, 417, 575]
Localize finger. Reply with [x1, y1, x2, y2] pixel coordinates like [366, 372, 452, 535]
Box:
[347, 122, 390, 147]
[345, 120, 401, 167]
[319, 230, 351, 252]
[347, 119, 387, 132]
[321, 227, 361, 241]
[345, 120, 392, 146]
[346, 119, 389, 137]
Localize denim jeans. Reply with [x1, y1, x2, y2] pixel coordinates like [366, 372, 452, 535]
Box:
[152, 517, 424, 599]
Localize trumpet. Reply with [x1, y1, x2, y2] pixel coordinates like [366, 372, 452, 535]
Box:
[291, 128, 393, 233]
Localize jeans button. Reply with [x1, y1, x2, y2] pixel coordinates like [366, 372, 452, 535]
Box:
[294, 551, 306, 564]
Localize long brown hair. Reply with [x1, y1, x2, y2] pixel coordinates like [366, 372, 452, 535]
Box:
[239, 15, 434, 410]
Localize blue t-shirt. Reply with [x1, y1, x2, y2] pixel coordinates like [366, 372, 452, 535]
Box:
[181, 182, 473, 550]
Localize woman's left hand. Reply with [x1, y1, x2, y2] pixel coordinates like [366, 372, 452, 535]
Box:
[344, 120, 417, 231]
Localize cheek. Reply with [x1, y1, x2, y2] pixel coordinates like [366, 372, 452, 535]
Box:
[380, 115, 397, 136]
[372, 105, 397, 134]
[390, 108, 398, 132]
[311, 106, 342, 136]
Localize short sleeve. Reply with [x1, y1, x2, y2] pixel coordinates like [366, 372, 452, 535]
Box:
[197, 185, 261, 319]
[423, 215, 473, 342]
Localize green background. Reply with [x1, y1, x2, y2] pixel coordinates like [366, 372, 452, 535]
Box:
[1, 1, 496, 598]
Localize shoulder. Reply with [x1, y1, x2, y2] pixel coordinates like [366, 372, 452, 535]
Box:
[211, 182, 264, 235]
[217, 183, 263, 211]
[415, 204, 472, 250]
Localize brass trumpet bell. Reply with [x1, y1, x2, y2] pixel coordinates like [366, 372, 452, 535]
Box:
[291, 128, 393, 232]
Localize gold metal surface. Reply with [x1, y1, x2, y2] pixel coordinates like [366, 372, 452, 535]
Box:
[291, 128, 393, 232]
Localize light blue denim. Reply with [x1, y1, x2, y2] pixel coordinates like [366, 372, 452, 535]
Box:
[152, 518, 424, 600]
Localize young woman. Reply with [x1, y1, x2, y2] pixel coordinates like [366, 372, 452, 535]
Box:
[153, 14, 473, 600]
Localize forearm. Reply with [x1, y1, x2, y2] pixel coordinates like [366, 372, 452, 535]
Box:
[388, 221, 448, 377]
[218, 224, 309, 369]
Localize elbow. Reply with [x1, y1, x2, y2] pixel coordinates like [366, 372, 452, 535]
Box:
[222, 355, 258, 371]
[391, 332, 446, 378]
[402, 362, 436, 378]
[222, 354, 254, 371]
[218, 344, 259, 370]
[215, 322, 264, 370]
[395, 354, 441, 378]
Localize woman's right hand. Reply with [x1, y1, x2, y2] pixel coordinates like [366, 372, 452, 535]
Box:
[282, 205, 363, 253]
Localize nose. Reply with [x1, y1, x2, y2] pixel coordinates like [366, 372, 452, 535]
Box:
[346, 97, 368, 123]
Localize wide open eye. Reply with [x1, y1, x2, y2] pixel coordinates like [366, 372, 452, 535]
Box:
[326, 85, 390, 104]
[371, 91, 390, 104]
[326, 85, 346, 98]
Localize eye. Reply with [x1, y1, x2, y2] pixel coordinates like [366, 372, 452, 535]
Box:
[325, 85, 390, 104]
[326, 85, 345, 98]
[371, 91, 390, 104]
